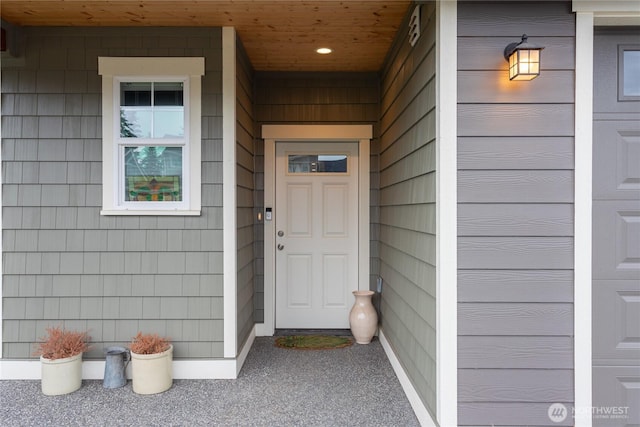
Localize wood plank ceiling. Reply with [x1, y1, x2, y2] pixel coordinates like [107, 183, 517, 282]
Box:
[0, 1, 412, 71]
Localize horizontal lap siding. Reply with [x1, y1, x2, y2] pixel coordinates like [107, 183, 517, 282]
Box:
[236, 37, 255, 351]
[379, 3, 438, 419]
[253, 71, 380, 323]
[1, 27, 225, 359]
[457, 2, 575, 426]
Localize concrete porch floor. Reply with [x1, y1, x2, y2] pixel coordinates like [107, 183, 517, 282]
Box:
[1, 336, 420, 426]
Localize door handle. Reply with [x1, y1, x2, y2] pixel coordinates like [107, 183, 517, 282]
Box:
[277, 244, 285, 251]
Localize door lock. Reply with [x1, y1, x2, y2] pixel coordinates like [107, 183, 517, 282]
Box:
[277, 230, 284, 237]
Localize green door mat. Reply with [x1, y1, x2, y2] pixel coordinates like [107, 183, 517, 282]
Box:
[274, 335, 353, 350]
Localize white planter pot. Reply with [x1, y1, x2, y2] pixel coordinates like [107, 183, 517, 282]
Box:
[130, 345, 173, 395]
[40, 352, 83, 396]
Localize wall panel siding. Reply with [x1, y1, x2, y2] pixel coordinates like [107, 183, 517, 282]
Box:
[253, 71, 380, 323]
[378, 2, 438, 419]
[458, 137, 574, 170]
[2, 27, 225, 359]
[235, 36, 256, 349]
[457, 2, 575, 425]
[458, 336, 573, 369]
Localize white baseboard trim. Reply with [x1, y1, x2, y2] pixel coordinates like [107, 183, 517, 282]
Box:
[255, 323, 269, 337]
[234, 324, 256, 376]
[379, 328, 437, 427]
[1, 325, 258, 381]
[0, 360, 40, 379]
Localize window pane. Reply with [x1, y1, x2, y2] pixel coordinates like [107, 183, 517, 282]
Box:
[288, 154, 347, 173]
[153, 108, 184, 138]
[121, 108, 151, 138]
[120, 82, 184, 138]
[121, 82, 151, 106]
[154, 82, 184, 106]
[124, 146, 182, 201]
[623, 50, 640, 97]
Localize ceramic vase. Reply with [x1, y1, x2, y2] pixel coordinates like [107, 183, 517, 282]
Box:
[40, 352, 83, 395]
[130, 345, 173, 395]
[349, 290, 378, 344]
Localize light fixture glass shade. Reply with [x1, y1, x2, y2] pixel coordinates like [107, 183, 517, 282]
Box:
[504, 35, 544, 81]
[509, 49, 541, 80]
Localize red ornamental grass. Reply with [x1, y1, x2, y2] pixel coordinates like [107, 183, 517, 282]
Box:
[34, 326, 91, 360]
[129, 332, 171, 355]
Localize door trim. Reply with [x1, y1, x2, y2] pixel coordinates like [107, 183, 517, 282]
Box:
[261, 125, 372, 336]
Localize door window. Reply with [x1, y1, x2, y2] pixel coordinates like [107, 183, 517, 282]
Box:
[287, 154, 348, 173]
[619, 46, 640, 100]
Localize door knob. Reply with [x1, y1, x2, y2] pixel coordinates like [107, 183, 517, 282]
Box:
[277, 244, 285, 251]
[277, 230, 284, 237]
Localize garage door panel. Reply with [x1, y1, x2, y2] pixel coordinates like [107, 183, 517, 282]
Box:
[593, 31, 640, 423]
[593, 121, 640, 200]
[592, 366, 640, 426]
[593, 280, 640, 363]
[593, 200, 640, 280]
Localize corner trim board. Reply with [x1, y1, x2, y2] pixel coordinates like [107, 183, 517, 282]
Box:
[435, 1, 458, 426]
[573, 8, 595, 427]
[222, 26, 238, 359]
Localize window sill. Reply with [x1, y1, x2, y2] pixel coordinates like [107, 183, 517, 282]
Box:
[100, 209, 201, 216]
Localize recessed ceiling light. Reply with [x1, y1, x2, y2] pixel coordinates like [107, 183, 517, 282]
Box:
[316, 47, 332, 55]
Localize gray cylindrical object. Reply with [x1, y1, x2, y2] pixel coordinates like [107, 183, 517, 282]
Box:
[103, 346, 129, 389]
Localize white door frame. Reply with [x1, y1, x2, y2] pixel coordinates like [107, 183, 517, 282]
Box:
[260, 124, 372, 336]
[572, 2, 640, 425]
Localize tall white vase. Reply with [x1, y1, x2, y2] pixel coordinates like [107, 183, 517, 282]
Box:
[349, 290, 378, 344]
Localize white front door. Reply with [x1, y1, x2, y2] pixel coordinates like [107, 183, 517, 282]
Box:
[275, 142, 359, 328]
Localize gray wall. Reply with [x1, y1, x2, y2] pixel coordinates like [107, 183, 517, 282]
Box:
[457, 2, 575, 425]
[235, 36, 255, 350]
[253, 71, 381, 323]
[1, 27, 225, 359]
[377, 2, 438, 417]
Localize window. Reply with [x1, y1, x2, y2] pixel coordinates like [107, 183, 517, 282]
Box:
[98, 58, 204, 215]
[288, 154, 348, 173]
[619, 46, 640, 101]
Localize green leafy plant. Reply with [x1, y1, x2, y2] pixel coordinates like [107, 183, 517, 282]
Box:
[129, 332, 171, 355]
[33, 326, 91, 360]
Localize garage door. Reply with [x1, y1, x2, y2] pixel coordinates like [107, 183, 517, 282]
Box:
[592, 28, 640, 426]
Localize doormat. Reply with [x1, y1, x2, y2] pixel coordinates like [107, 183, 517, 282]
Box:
[274, 335, 353, 350]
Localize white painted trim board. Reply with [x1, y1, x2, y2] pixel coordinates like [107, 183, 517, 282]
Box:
[222, 26, 238, 359]
[435, 1, 458, 426]
[573, 11, 594, 427]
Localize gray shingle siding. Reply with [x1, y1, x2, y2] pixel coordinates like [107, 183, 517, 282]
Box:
[236, 35, 256, 350]
[2, 27, 225, 359]
[378, 2, 438, 418]
[457, 2, 575, 425]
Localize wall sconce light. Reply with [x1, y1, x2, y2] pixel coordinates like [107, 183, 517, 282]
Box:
[504, 34, 544, 81]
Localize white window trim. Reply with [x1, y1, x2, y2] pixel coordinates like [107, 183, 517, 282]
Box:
[98, 57, 204, 215]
